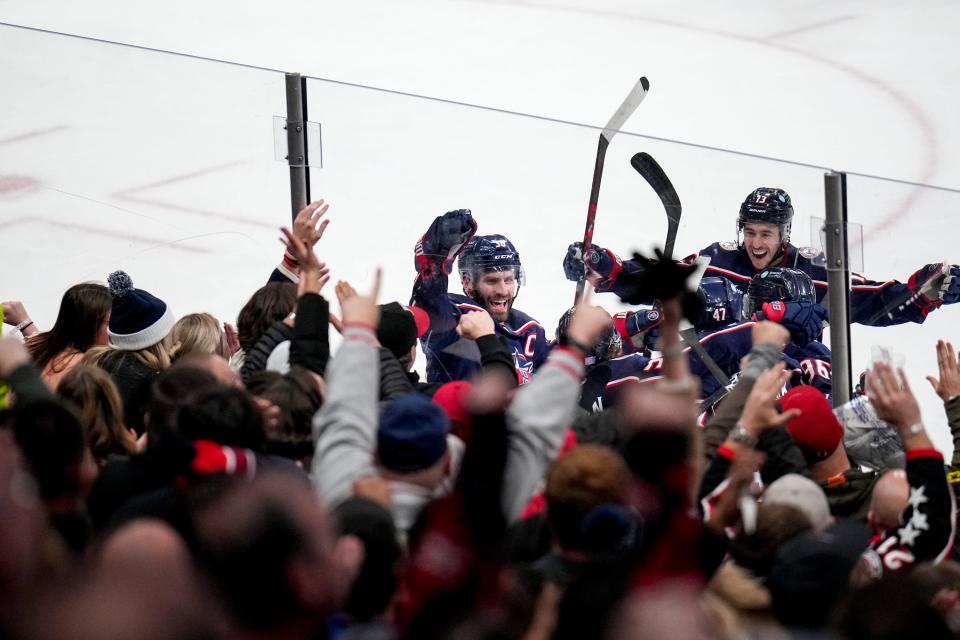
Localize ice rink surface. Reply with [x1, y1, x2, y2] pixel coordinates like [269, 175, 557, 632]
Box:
[2, 0, 959, 452]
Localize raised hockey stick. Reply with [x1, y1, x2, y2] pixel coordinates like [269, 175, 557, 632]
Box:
[630, 152, 732, 394]
[630, 152, 681, 261]
[574, 76, 651, 306]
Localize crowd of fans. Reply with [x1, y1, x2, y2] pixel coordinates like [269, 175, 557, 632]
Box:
[1, 196, 960, 640]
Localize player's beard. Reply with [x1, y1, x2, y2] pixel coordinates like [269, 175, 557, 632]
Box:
[478, 293, 512, 322]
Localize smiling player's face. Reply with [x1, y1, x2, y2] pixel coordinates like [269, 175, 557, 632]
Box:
[743, 223, 782, 270]
[473, 271, 517, 322]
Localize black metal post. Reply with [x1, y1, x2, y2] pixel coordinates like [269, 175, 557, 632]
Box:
[285, 73, 310, 221]
[824, 171, 852, 405]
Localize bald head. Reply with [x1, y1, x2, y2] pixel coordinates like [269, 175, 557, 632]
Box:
[868, 469, 909, 531]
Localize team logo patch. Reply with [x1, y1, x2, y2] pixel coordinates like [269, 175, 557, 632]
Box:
[720, 241, 738, 251]
[799, 246, 822, 260]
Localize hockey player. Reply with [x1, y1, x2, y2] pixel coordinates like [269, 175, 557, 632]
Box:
[562, 278, 758, 410]
[571, 271, 833, 411]
[744, 268, 832, 395]
[412, 209, 548, 384]
[563, 187, 960, 326]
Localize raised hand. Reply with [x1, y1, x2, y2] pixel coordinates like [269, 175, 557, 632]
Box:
[751, 320, 790, 350]
[738, 362, 799, 435]
[280, 227, 330, 294]
[0, 301, 29, 327]
[292, 200, 330, 249]
[566, 292, 614, 351]
[868, 362, 922, 430]
[927, 340, 960, 402]
[335, 281, 358, 306]
[340, 269, 382, 329]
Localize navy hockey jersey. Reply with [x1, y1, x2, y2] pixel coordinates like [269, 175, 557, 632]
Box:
[589, 321, 833, 410]
[590, 322, 755, 410]
[411, 270, 548, 385]
[603, 242, 946, 326]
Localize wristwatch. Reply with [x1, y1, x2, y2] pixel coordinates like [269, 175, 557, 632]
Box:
[730, 422, 759, 447]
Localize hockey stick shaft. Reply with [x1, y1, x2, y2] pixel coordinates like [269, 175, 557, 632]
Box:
[680, 327, 732, 388]
[630, 154, 730, 391]
[574, 76, 650, 306]
[574, 135, 610, 304]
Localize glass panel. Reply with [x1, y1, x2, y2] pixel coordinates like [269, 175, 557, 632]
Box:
[4, 22, 958, 456]
[844, 175, 960, 454]
[0, 25, 289, 328]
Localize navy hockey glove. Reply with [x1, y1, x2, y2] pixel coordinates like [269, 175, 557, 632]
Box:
[754, 301, 828, 346]
[562, 242, 619, 283]
[415, 209, 477, 276]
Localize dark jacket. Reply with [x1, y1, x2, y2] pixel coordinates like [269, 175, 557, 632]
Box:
[97, 350, 158, 435]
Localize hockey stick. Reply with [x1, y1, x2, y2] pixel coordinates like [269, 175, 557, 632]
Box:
[574, 76, 651, 306]
[680, 327, 732, 389]
[630, 152, 681, 261]
[630, 151, 732, 393]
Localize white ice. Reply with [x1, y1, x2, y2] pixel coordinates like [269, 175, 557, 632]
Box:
[2, 0, 959, 454]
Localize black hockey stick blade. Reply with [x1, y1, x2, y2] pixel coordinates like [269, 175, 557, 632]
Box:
[574, 77, 651, 306]
[631, 152, 682, 261]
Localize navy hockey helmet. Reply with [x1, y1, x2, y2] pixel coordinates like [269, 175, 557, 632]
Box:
[743, 267, 815, 319]
[556, 307, 621, 363]
[737, 187, 794, 244]
[696, 277, 743, 329]
[458, 234, 525, 291]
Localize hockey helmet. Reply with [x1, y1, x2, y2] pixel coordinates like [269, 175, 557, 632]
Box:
[458, 234, 525, 290]
[737, 187, 794, 244]
[696, 277, 743, 329]
[743, 267, 815, 318]
[556, 307, 621, 363]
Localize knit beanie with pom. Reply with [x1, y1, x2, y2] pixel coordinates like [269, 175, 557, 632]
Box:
[106, 271, 175, 351]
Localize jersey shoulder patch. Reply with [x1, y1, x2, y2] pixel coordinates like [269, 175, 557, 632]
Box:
[798, 246, 823, 260]
[719, 241, 739, 252]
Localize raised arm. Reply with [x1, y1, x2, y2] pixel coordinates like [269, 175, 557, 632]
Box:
[311, 270, 381, 507]
[411, 210, 476, 320]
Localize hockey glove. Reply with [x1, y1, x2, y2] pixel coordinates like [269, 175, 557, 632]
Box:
[563, 241, 620, 284]
[415, 209, 477, 276]
[754, 301, 828, 346]
[939, 264, 960, 304]
[614, 309, 663, 353]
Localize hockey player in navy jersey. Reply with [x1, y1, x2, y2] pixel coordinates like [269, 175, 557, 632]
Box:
[563, 187, 960, 326]
[412, 209, 548, 384]
[564, 278, 758, 410]
[571, 271, 833, 411]
[744, 267, 833, 395]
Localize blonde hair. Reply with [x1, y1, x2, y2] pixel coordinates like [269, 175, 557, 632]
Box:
[168, 313, 228, 361]
[82, 336, 171, 372]
[133, 336, 173, 372]
[81, 346, 112, 367]
[57, 365, 137, 465]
